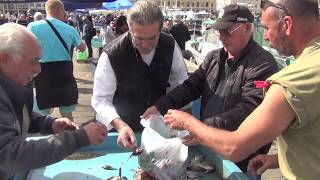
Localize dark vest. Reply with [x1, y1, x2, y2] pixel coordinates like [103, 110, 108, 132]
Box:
[105, 32, 175, 131]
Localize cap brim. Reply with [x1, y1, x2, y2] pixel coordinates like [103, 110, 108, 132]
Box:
[212, 21, 234, 30]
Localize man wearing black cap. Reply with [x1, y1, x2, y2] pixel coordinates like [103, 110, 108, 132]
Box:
[143, 4, 278, 175]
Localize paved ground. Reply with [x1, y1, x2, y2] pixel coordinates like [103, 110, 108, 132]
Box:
[50, 48, 284, 179]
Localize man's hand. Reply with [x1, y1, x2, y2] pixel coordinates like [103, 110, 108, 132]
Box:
[182, 134, 199, 146]
[117, 125, 137, 149]
[164, 109, 194, 130]
[52, 118, 78, 133]
[83, 122, 108, 145]
[141, 106, 160, 119]
[247, 154, 279, 175]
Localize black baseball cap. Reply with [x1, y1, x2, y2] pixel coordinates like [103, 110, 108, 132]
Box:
[212, 4, 254, 30]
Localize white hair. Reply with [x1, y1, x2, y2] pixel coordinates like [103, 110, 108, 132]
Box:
[0, 23, 37, 62]
[34, 12, 44, 21]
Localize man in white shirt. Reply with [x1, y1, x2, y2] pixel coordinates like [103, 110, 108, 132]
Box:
[91, 0, 188, 149]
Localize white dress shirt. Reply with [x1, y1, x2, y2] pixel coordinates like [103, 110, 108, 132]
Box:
[91, 42, 188, 129]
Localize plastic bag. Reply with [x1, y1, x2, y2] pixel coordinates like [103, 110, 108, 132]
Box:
[139, 115, 189, 180]
[76, 49, 88, 62]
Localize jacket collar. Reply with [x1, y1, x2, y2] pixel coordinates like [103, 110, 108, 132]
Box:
[0, 72, 33, 122]
[220, 36, 256, 65]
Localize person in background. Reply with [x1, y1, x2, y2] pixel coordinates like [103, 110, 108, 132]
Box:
[0, 22, 107, 180]
[92, 0, 188, 150]
[143, 4, 278, 177]
[16, 14, 28, 27]
[67, 12, 79, 32]
[115, 15, 128, 37]
[101, 14, 115, 53]
[83, 15, 95, 59]
[27, 0, 86, 121]
[169, 14, 191, 51]
[0, 14, 8, 25]
[26, 12, 34, 24]
[163, 0, 320, 179]
[78, 15, 84, 36]
[34, 12, 44, 21]
[162, 19, 173, 34]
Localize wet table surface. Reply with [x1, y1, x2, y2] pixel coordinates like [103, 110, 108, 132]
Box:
[23, 133, 246, 180]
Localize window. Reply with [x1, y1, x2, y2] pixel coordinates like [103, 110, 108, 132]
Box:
[206, 2, 209, 7]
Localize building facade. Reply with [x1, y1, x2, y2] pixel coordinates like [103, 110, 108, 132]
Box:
[157, 0, 217, 13]
[229, 0, 260, 14]
[154, 0, 260, 15]
[0, 2, 45, 14]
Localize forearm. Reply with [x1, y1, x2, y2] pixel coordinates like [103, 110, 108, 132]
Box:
[111, 118, 128, 131]
[183, 117, 242, 161]
[29, 111, 55, 134]
[92, 52, 118, 128]
[156, 83, 199, 115]
[205, 101, 257, 131]
[156, 71, 204, 115]
[0, 128, 89, 177]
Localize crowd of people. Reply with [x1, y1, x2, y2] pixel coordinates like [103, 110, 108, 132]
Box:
[0, 0, 319, 179]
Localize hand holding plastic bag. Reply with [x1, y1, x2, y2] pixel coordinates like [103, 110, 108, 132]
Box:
[138, 115, 189, 180]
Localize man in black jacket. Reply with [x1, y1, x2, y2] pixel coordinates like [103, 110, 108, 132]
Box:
[0, 23, 107, 180]
[170, 14, 191, 51]
[143, 4, 278, 175]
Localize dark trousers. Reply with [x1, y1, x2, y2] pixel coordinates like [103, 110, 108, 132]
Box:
[85, 38, 93, 58]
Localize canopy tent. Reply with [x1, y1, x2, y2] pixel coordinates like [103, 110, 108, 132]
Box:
[102, 0, 133, 10]
[0, 0, 116, 3]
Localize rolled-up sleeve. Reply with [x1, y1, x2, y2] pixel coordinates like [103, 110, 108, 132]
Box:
[91, 52, 119, 130]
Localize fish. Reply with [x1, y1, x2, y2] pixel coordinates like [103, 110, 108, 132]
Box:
[102, 165, 117, 170]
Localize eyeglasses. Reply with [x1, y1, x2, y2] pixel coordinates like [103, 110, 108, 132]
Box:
[260, 0, 290, 16]
[215, 24, 243, 37]
[130, 32, 160, 43]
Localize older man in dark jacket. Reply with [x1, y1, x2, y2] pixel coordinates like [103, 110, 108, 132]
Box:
[143, 4, 278, 174]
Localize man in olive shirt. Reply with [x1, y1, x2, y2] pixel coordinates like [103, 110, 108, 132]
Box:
[162, 0, 320, 179]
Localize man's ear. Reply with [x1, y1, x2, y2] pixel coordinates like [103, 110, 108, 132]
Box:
[283, 16, 293, 36]
[245, 22, 252, 33]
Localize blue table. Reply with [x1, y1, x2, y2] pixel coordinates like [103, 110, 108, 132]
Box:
[16, 133, 248, 180]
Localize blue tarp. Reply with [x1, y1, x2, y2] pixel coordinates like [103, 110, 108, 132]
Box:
[64, 2, 102, 11]
[0, 0, 116, 3]
[102, 0, 133, 10]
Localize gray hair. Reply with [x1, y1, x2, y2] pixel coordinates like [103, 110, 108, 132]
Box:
[0, 23, 37, 62]
[34, 12, 44, 21]
[127, 0, 164, 31]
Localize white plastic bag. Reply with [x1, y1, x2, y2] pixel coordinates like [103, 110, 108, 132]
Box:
[139, 115, 189, 180]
